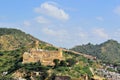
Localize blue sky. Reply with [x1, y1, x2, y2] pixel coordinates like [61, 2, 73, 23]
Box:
[1, 0, 120, 48]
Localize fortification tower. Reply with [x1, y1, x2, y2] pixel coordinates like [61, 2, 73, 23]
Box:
[35, 40, 39, 50]
[59, 48, 63, 57]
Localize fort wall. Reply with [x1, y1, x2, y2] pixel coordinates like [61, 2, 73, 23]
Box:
[22, 49, 63, 66]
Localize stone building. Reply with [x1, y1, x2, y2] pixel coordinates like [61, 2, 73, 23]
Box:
[22, 40, 63, 66]
[22, 49, 63, 65]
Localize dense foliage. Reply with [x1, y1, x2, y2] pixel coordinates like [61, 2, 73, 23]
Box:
[0, 28, 45, 51]
[71, 39, 120, 64]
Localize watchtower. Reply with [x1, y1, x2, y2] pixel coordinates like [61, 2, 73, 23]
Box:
[35, 40, 39, 50]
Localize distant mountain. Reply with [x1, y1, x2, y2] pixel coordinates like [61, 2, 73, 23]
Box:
[71, 40, 120, 64]
[0, 28, 50, 51]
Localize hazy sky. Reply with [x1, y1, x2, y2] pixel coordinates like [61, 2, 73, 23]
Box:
[0, 0, 120, 48]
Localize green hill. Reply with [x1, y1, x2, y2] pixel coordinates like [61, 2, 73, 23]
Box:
[71, 39, 120, 64]
[0, 28, 53, 76]
[0, 28, 36, 51]
[0, 28, 101, 80]
[0, 28, 53, 51]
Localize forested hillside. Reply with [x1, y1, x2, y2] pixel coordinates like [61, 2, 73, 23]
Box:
[71, 40, 120, 64]
[0, 28, 48, 51]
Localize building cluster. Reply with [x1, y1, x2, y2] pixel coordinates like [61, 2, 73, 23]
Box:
[96, 68, 120, 80]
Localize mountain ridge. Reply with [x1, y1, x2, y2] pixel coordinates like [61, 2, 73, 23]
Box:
[71, 39, 120, 64]
[0, 28, 53, 51]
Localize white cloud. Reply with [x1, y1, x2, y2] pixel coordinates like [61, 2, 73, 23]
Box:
[93, 28, 109, 39]
[35, 16, 50, 24]
[78, 31, 88, 39]
[23, 21, 31, 27]
[96, 16, 104, 21]
[34, 2, 69, 21]
[42, 28, 68, 37]
[0, 22, 19, 28]
[114, 29, 120, 37]
[114, 6, 120, 15]
[42, 28, 69, 44]
[42, 28, 55, 36]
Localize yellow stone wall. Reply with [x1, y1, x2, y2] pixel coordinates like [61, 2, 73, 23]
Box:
[22, 49, 63, 66]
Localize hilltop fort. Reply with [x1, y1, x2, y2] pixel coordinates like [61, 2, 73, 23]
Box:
[22, 40, 63, 66]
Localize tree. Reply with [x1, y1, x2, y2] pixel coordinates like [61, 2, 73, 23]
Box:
[40, 71, 48, 80]
[23, 61, 42, 71]
[66, 58, 76, 67]
[59, 60, 67, 67]
[49, 73, 56, 80]
[23, 71, 31, 80]
[53, 59, 60, 68]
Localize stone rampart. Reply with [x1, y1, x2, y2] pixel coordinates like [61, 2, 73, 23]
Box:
[22, 49, 63, 66]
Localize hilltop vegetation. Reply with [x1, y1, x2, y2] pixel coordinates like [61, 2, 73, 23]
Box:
[0, 28, 50, 51]
[0, 28, 101, 80]
[71, 39, 120, 64]
[0, 45, 98, 79]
